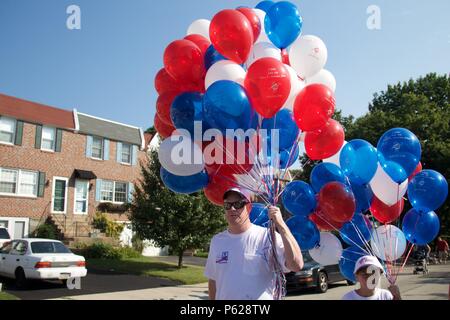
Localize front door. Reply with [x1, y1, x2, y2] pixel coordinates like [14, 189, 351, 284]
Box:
[74, 180, 89, 215]
[51, 177, 68, 214]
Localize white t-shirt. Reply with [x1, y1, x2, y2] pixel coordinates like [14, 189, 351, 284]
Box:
[342, 288, 394, 300]
[204, 224, 289, 300]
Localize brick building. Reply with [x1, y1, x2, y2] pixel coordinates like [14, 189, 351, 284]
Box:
[0, 93, 152, 242]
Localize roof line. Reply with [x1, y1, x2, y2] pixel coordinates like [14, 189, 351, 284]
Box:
[77, 112, 141, 130]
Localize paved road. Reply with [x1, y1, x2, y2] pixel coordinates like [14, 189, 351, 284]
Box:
[58, 264, 450, 300]
[1, 268, 180, 300]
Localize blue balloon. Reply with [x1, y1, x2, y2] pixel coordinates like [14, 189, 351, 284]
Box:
[171, 92, 208, 137]
[339, 246, 366, 282]
[286, 216, 320, 250]
[279, 143, 300, 169]
[340, 139, 378, 185]
[377, 128, 421, 180]
[340, 213, 372, 246]
[160, 168, 209, 194]
[282, 181, 317, 216]
[261, 109, 299, 151]
[255, 0, 274, 12]
[264, 1, 303, 49]
[250, 203, 270, 227]
[350, 182, 374, 213]
[204, 45, 227, 71]
[310, 162, 346, 193]
[408, 170, 448, 212]
[378, 155, 408, 183]
[204, 80, 258, 135]
[402, 209, 440, 245]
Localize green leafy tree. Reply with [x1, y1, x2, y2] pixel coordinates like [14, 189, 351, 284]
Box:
[129, 151, 226, 268]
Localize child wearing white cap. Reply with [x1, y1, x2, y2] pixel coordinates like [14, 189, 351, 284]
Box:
[342, 255, 402, 300]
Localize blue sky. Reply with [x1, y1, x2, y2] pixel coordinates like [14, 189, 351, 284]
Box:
[0, 0, 449, 130]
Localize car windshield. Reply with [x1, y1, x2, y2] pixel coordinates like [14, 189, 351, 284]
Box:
[30, 242, 72, 254]
[302, 251, 314, 263]
[0, 228, 10, 239]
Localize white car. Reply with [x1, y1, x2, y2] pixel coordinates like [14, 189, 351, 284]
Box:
[0, 227, 11, 248]
[0, 238, 87, 287]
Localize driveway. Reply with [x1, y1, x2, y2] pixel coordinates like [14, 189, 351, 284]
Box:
[1, 268, 180, 300]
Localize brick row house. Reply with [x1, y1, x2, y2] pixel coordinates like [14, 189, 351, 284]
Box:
[0, 93, 152, 243]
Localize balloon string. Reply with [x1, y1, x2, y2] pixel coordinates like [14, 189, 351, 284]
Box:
[394, 243, 415, 284]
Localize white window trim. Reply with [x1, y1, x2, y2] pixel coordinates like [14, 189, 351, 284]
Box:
[120, 143, 132, 165]
[91, 136, 103, 160]
[51, 176, 69, 214]
[0, 116, 16, 145]
[74, 179, 89, 215]
[0, 168, 38, 198]
[99, 180, 128, 205]
[41, 126, 56, 152]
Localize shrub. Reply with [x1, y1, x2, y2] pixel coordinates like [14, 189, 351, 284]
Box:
[92, 212, 124, 239]
[81, 242, 140, 260]
[33, 223, 58, 240]
[131, 234, 144, 253]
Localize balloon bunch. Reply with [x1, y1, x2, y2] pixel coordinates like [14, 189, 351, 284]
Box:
[153, 1, 448, 288]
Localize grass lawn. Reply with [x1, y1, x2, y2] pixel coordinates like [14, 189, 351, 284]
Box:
[0, 292, 19, 300]
[86, 257, 207, 285]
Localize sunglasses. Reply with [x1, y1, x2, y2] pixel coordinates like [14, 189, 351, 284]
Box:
[223, 200, 249, 210]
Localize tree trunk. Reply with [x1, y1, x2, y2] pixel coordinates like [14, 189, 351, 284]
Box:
[178, 250, 184, 269]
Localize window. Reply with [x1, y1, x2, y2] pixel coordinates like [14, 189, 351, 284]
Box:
[74, 180, 89, 214]
[18, 171, 38, 196]
[121, 143, 132, 164]
[0, 116, 16, 144]
[52, 177, 68, 213]
[41, 126, 56, 151]
[91, 137, 103, 159]
[0, 168, 18, 194]
[0, 227, 10, 240]
[13, 241, 27, 255]
[100, 180, 127, 203]
[101, 180, 114, 202]
[114, 182, 127, 203]
[31, 241, 71, 254]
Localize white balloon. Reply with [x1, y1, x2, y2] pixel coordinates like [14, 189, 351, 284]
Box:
[370, 225, 407, 261]
[322, 141, 348, 167]
[253, 9, 270, 43]
[205, 61, 246, 89]
[309, 232, 343, 266]
[283, 64, 306, 111]
[306, 69, 336, 92]
[290, 35, 328, 79]
[187, 19, 211, 40]
[246, 42, 281, 67]
[369, 164, 408, 205]
[158, 134, 204, 176]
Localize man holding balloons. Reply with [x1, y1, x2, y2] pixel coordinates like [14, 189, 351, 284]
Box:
[204, 188, 303, 300]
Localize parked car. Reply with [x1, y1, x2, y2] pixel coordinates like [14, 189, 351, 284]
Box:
[0, 238, 87, 288]
[285, 251, 353, 293]
[0, 227, 11, 248]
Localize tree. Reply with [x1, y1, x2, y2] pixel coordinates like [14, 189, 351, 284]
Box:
[129, 151, 226, 268]
[146, 126, 157, 136]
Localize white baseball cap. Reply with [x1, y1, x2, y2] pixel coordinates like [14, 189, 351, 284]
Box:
[354, 255, 384, 274]
[223, 187, 252, 202]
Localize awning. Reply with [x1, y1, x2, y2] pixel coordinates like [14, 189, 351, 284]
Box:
[73, 169, 97, 180]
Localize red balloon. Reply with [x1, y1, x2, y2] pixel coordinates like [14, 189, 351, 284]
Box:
[184, 34, 211, 56]
[318, 182, 356, 223]
[370, 196, 404, 224]
[281, 49, 290, 66]
[156, 91, 178, 126]
[154, 68, 183, 95]
[204, 137, 255, 175]
[244, 57, 291, 118]
[163, 39, 205, 83]
[236, 7, 261, 43]
[204, 170, 238, 206]
[310, 209, 344, 231]
[304, 119, 345, 160]
[210, 10, 254, 64]
[293, 84, 336, 131]
[408, 162, 422, 181]
[154, 114, 175, 139]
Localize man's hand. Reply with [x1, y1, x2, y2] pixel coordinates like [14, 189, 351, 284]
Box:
[268, 206, 285, 227]
[388, 284, 401, 300]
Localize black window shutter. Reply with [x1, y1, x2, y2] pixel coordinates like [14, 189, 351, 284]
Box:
[14, 121, 24, 146]
[35, 125, 42, 149]
[38, 172, 46, 197]
[55, 129, 63, 152]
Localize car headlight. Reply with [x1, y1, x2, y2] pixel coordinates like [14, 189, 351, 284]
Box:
[297, 270, 313, 276]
